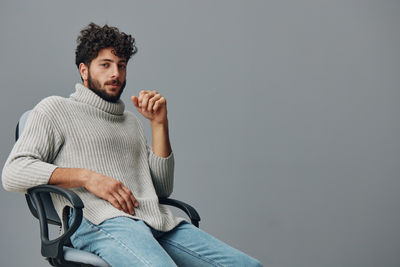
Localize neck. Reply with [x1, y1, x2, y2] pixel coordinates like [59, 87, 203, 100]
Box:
[70, 83, 125, 115]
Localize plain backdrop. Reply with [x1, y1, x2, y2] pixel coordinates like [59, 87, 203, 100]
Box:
[1, 1, 399, 266]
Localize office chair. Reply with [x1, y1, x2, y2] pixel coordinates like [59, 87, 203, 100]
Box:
[16, 110, 201, 267]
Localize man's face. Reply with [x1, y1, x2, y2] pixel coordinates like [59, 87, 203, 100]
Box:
[82, 47, 127, 103]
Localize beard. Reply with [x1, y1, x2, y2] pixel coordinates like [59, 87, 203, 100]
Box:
[87, 73, 126, 103]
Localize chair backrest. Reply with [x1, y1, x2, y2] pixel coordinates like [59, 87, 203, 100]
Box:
[16, 110, 31, 141]
[17, 110, 62, 226]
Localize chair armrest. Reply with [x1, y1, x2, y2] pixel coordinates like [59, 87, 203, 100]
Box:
[27, 185, 84, 264]
[159, 197, 201, 227]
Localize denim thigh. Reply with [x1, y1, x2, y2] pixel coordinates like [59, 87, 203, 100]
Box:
[153, 221, 263, 267]
[68, 211, 177, 267]
[68, 211, 263, 267]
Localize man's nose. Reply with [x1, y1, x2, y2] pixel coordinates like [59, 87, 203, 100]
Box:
[111, 64, 120, 79]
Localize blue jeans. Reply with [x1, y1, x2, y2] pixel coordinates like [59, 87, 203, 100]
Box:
[68, 210, 263, 267]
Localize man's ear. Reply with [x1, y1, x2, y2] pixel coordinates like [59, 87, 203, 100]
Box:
[79, 63, 89, 81]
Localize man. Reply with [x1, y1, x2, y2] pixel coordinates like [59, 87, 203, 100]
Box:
[2, 22, 262, 267]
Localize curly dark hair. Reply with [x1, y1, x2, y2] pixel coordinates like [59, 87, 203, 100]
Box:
[75, 22, 137, 70]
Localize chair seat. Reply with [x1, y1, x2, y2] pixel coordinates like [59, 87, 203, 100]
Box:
[63, 246, 111, 267]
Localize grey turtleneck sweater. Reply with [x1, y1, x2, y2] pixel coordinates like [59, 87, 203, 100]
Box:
[2, 83, 186, 232]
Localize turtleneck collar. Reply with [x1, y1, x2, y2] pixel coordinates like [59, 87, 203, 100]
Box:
[70, 83, 125, 115]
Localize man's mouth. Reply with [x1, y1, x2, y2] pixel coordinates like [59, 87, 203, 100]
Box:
[106, 81, 121, 89]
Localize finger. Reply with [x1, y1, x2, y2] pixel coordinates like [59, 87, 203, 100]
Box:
[131, 96, 139, 108]
[139, 90, 150, 97]
[118, 188, 134, 215]
[141, 93, 153, 112]
[138, 90, 146, 108]
[147, 94, 162, 112]
[121, 186, 138, 208]
[153, 97, 165, 112]
[108, 195, 122, 211]
[112, 191, 128, 213]
[138, 90, 150, 108]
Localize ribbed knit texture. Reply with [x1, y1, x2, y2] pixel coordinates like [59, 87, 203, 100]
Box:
[2, 83, 186, 232]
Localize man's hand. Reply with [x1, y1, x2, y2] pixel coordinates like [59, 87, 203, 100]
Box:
[131, 90, 168, 125]
[84, 170, 139, 215]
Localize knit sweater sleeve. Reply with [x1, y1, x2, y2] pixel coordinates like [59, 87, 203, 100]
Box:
[2, 109, 63, 193]
[147, 145, 175, 198]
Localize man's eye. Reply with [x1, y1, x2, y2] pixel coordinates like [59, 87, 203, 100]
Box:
[119, 65, 126, 69]
[101, 63, 109, 67]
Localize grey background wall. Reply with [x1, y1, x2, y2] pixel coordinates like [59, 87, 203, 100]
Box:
[1, 0, 399, 266]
